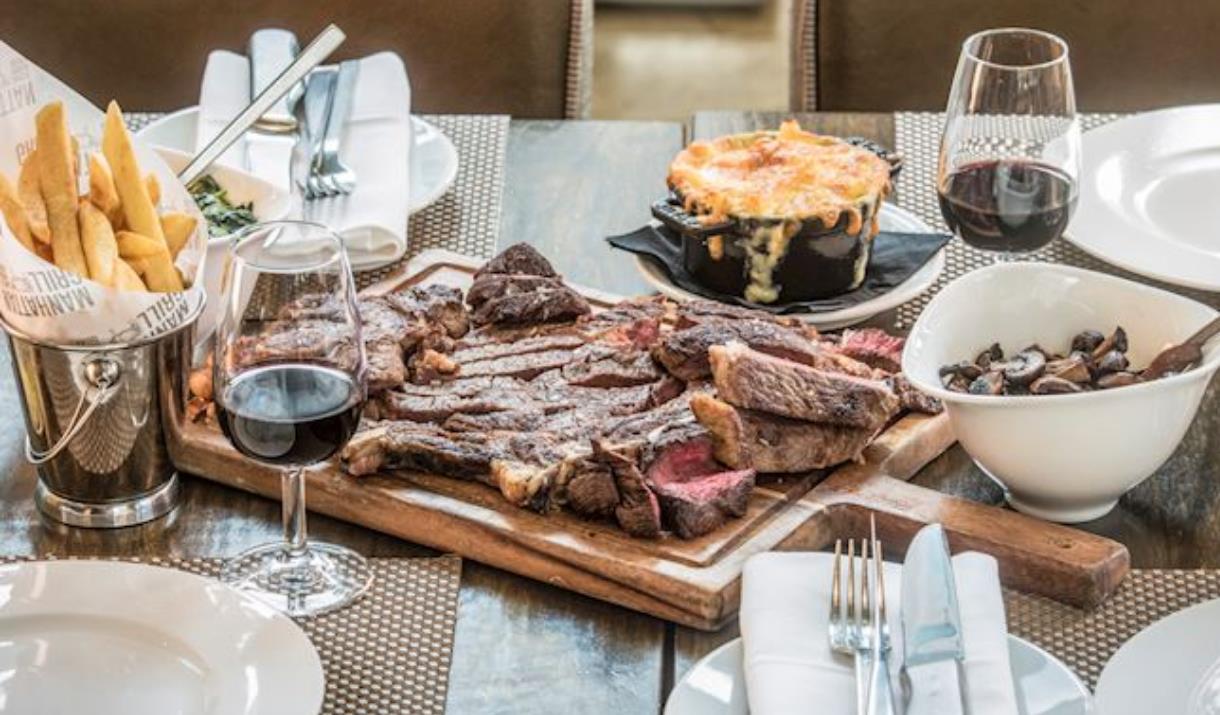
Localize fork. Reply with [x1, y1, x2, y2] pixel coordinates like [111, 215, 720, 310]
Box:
[307, 59, 359, 198]
[830, 537, 873, 715]
[866, 518, 899, 715]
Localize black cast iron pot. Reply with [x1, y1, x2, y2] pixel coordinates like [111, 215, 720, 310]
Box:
[651, 138, 903, 304]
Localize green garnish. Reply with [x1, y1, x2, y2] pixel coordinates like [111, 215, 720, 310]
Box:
[187, 175, 257, 238]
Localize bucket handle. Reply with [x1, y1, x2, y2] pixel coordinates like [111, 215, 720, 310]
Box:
[25, 357, 122, 465]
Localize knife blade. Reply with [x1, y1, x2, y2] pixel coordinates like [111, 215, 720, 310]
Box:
[901, 524, 968, 715]
[246, 28, 300, 188]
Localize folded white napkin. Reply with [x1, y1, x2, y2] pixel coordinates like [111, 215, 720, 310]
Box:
[197, 51, 411, 270]
[740, 550, 1018, 715]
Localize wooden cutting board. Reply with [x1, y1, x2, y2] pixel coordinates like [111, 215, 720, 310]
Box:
[167, 249, 1129, 630]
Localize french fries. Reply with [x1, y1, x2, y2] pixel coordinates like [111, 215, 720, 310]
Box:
[78, 199, 118, 286]
[0, 174, 36, 252]
[160, 212, 196, 258]
[0, 99, 196, 293]
[35, 102, 89, 278]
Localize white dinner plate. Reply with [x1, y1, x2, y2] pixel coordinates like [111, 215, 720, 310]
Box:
[634, 203, 945, 330]
[1095, 597, 1220, 714]
[0, 560, 323, 715]
[1070, 104, 1220, 291]
[666, 636, 1092, 715]
[137, 106, 458, 214]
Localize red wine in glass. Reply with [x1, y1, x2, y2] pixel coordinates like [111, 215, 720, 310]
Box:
[938, 160, 1077, 255]
[217, 364, 363, 467]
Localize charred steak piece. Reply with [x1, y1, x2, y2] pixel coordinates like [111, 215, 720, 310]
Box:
[459, 348, 581, 381]
[443, 409, 546, 432]
[231, 319, 356, 369]
[387, 284, 470, 339]
[708, 342, 899, 430]
[471, 287, 591, 327]
[653, 469, 755, 540]
[466, 274, 566, 308]
[342, 423, 506, 482]
[690, 394, 876, 472]
[886, 374, 943, 415]
[377, 387, 532, 423]
[578, 296, 674, 338]
[674, 300, 808, 331]
[449, 331, 588, 364]
[475, 242, 558, 278]
[561, 457, 620, 518]
[831, 328, 905, 374]
[653, 318, 820, 381]
[592, 440, 661, 538]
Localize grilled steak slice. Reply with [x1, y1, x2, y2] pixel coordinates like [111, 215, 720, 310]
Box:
[444, 409, 546, 432]
[475, 242, 558, 278]
[578, 296, 674, 337]
[387, 284, 470, 338]
[472, 287, 591, 327]
[278, 293, 345, 321]
[653, 469, 755, 539]
[674, 300, 807, 331]
[377, 387, 530, 423]
[466, 274, 566, 308]
[358, 297, 411, 390]
[708, 342, 899, 430]
[690, 394, 876, 472]
[341, 423, 505, 483]
[592, 440, 660, 538]
[886, 374, 943, 415]
[231, 319, 356, 368]
[396, 375, 523, 397]
[562, 344, 665, 387]
[831, 328, 905, 374]
[449, 332, 588, 364]
[460, 348, 580, 380]
[653, 318, 819, 381]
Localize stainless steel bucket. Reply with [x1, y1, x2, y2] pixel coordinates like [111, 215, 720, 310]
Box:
[2, 301, 203, 528]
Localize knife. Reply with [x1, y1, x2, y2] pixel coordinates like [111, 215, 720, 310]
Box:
[901, 524, 968, 715]
[246, 28, 300, 188]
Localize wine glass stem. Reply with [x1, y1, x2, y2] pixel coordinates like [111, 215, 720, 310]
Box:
[281, 467, 309, 560]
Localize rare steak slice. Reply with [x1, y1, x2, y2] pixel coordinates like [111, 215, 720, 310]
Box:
[708, 342, 899, 430]
[653, 469, 755, 540]
[591, 440, 661, 538]
[387, 284, 470, 338]
[689, 394, 876, 472]
[475, 242, 558, 278]
[830, 328, 905, 374]
[653, 318, 820, 381]
[472, 287, 591, 327]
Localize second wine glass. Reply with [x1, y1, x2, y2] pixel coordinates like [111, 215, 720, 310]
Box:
[937, 28, 1081, 261]
[213, 220, 371, 616]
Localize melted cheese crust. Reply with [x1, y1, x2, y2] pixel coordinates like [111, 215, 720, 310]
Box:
[668, 120, 891, 227]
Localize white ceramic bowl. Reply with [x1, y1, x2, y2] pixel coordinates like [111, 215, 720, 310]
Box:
[903, 263, 1220, 523]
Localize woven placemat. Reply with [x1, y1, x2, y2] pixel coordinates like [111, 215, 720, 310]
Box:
[125, 112, 509, 289]
[1005, 570, 1220, 689]
[4, 555, 462, 714]
[891, 111, 1220, 329]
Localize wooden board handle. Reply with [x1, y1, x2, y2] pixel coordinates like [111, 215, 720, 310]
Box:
[812, 464, 1130, 609]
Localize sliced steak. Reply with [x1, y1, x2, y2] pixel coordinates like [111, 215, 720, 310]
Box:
[449, 332, 588, 364]
[564, 459, 620, 518]
[653, 318, 820, 381]
[674, 299, 807, 331]
[387, 284, 470, 338]
[592, 440, 660, 538]
[475, 242, 558, 278]
[562, 344, 665, 387]
[578, 296, 674, 337]
[460, 348, 580, 380]
[231, 319, 355, 369]
[357, 297, 411, 390]
[831, 328, 905, 374]
[654, 469, 755, 539]
[690, 394, 876, 472]
[886, 374, 944, 415]
[377, 387, 530, 423]
[708, 342, 899, 430]
[341, 423, 505, 483]
[443, 409, 546, 432]
[396, 375, 523, 398]
[472, 287, 591, 327]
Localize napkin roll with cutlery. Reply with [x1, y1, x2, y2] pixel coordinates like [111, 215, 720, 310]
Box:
[197, 49, 411, 270]
[740, 538, 1019, 714]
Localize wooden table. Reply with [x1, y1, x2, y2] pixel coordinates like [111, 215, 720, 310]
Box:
[1, 112, 1219, 714]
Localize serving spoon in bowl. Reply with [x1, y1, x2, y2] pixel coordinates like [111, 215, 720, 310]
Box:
[1142, 316, 1220, 380]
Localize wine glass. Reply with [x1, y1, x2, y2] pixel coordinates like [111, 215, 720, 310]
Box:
[213, 220, 371, 616]
[937, 28, 1081, 261]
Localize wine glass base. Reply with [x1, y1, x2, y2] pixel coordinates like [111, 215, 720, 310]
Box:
[220, 542, 372, 617]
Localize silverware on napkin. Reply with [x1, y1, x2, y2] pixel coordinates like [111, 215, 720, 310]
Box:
[245, 28, 300, 186]
[866, 516, 898, 715]
[901, 524, 968, 715]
